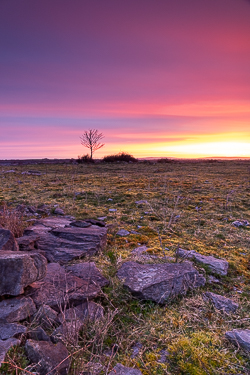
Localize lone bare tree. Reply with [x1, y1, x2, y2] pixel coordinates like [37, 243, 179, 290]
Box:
[80, 129, 105, 159]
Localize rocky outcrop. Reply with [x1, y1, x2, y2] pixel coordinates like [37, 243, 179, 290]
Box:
[25, 339, 69, 375]
[203, 292, 238, 313]
[225, 329, 250, 352]
[0, 228, 18, 251]
[177, 249, 228, 276]
[0, 251, 47, 296]
[109, 363, 142, 375]
[117, 261, 205, 304]
[27, 263, 108, 311]
[19, 217, 107, 264]
[0, 297, 37, 323]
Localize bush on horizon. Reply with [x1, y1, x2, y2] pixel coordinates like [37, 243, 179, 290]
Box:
[102, 152, 138, 163]
[76, 154, 95, 163]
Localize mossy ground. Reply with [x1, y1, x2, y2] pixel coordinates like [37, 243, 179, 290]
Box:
[1, 160, 250, 374]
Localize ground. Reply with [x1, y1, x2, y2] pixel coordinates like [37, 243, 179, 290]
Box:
[0, 159, 250, 374]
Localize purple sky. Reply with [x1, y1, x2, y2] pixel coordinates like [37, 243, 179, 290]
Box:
[1, 0, 250, 158]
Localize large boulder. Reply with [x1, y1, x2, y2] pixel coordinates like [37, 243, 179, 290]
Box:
[20, 217, 107, 264]
[0, 228, 18, 251]
[0, 338, 20, 366]
[117, 261, 205, 304]
[0, 251, 47, 296]
[0, 297, 37, 323]
[25, 339, 69, 375]
[27, 263, 108, 311]
[225, 329, 250, 352]
[203, 292, 238, 313]
[177, 249, 228, 276]
[109, 363, 142, 375]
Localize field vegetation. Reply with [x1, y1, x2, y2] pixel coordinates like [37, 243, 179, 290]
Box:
[0, 159, 250, 374]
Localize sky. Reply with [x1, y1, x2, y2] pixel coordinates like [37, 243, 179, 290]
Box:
[0, 0, 250, 159]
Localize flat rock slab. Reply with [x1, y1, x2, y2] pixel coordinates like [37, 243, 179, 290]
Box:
[0, 297, 37, 323]
[32, 305, 58, 329]
[20, 217, 107, 264]
[0, 228, 19, 251]
[65, 262, 109, 288]
[117, 261, 205, 304]
[0, 337, 20, 366]
[0, 251, 47, 296]
[25, 339, 69, 375]
[204, 292, 238, 313]
[109, 363, 142, 375]
[177, 249, 228, 276]
[27, 263, 107, 311]
[225, 329, 250, 352]
[0, 323, 27, 340]
[58, 301, 104, 324]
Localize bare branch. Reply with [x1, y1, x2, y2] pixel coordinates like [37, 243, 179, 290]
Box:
[80, 129, 105, 159]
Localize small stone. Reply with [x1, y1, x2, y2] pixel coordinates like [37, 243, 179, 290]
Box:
[0, 297, 37, 323]
[25, 339, 70, 375]
[0, 323, 27, 340]
[225, 329, 250, 352]
[203, 292, 238, 313]
[54, 208, 65, 215]
[0, 228, 19, 251]
[32, 305, 58, 329]
[116, 229, 130, 237]
[109, 209, 117, 212]
[131, 342, 142, 358]
[135, 200, 148, 205]
[109, 363, 142, 375]
[232, 220, 249, 227]
[28, 327, 51, 342]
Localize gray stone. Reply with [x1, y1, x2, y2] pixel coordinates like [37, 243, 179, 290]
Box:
[27, 263, 107, 311]
[0, 323, 27, 340]
[117, 261, 205, 304]
[109, 363, 142, 375]
[51, 320, 83, 345]
[65, 262, 109, 288]
[54, 208, 65, 215]
[0, 228, 18, 251]
[25, 339, 69, 375]
[28, 327, 51, 342]
[204, 292, 238, 313]
[21, 217, 107, 264]
[0, 297, 37, 323]
[117, 229, 130, 237]
[69, 220, 91, 228]
[135, 200, 148, 205]
[109, 209, 117, 212]
[130, 342, 142, 358]
[17, 235, 39, 251]
[232, 220, 249, 227]
[32, 305, 58, 329]
[177, 248, 228, 276]
[0, 338, 20, 366]
[225, 329, 250, 352]
[0, 251, 47, 296]
[58, 301, 104, 325]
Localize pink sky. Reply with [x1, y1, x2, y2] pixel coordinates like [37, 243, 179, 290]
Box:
[0, 0, 250, 159]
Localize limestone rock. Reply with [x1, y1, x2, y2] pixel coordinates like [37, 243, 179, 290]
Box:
[225, 329, 250, 352]
[17, 235, 39, 251]
[0, 297, 37, 323]
[21, 217, 107, 264]
[117, 261, 205, 304]
[25, 339, 69, 375]
[28, 327, 51, 342]
[27, 263, 107, 311]
[0, 323, 27, 340]
[58, 301, 104, 324]
[0, 251, 47, 296]
[109, 363, 142, 375]
[117, 229, 130, 237]
[177, 249, 228, 276]
[32, 305, 58, 329]
[0, 228, 18, 251]
[232, 220, 249, 227]
[65, 262, 109, 288]
[0, 338, 20, 366]
[204, 292, 238, 313]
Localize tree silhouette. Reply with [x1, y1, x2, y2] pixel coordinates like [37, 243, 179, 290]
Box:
[80, 129, 105, 159]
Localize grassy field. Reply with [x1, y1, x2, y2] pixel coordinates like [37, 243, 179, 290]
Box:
[1, 159, 250, 374]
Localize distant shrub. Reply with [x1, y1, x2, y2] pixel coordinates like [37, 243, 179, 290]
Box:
[76, 154, 95, 163]
[157, 158, 175, 163]
[103, 152, 138, 163]
[0, 202, 25, 237]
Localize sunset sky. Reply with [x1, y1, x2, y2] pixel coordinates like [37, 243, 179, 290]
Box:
[1, 0, 250, 159]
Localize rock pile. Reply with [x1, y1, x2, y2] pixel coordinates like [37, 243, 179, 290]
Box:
[0, 217, 109, 373]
